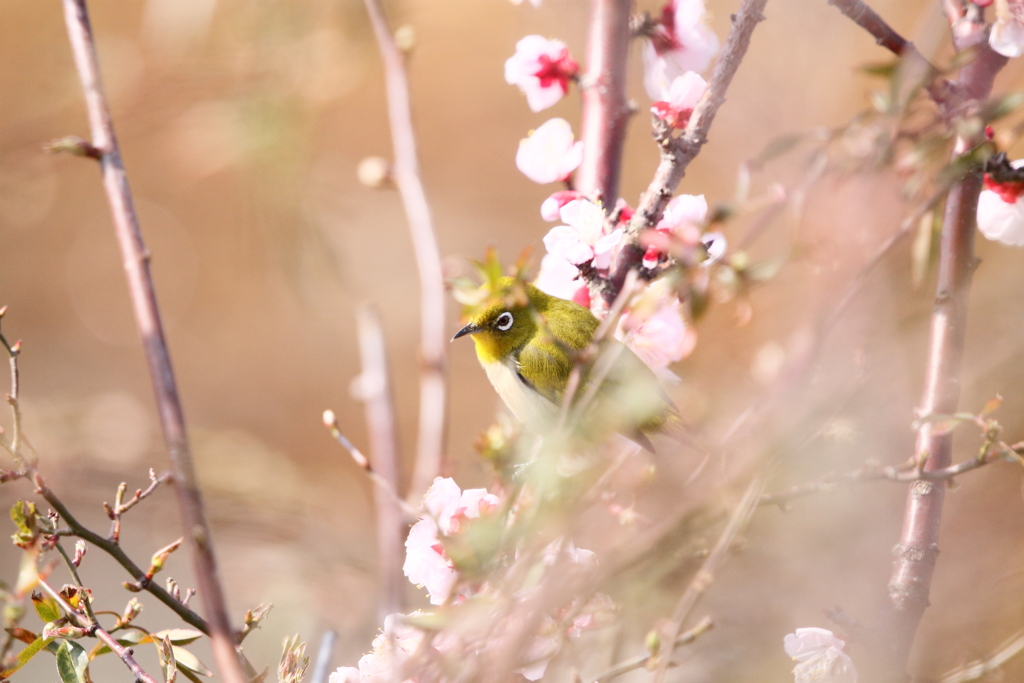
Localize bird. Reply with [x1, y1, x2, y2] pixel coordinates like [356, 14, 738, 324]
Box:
[452, 277, 684, 452]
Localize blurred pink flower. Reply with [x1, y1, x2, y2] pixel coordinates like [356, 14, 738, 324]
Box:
[505, 36, 579, 112]
[516, 119, 584, 184]
[657, 193, 707, 241]
[328, 614, 423, 683]
[543, 198, 624, 269]
[403, 477, 499, 605]
[784, 628, 857, 683]
[535, 252, 585, 302]
[541, 190, 583, 221]
[990, 1, 1024, 57]
[978, 166, 1024, 246]
[616, 282, 695, 371]
[642, 0, 719, 100]
[650, 72, 707, 129]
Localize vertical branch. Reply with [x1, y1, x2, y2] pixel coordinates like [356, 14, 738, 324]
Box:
[881, 17, 1007, 679]
[362, 0, 449, 503]
[58, 4, 244, 683]
[355, 304, 405, 619]
[602, 0, 768, 304]
[576, 0, 632, 205]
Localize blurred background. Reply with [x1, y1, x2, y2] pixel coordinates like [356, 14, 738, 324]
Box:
[3, 0, 1024, 680]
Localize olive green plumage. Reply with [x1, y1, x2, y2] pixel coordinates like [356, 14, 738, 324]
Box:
[453, 277, 683, 452]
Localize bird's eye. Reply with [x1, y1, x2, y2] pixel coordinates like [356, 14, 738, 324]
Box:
[495, 312, 514, 331]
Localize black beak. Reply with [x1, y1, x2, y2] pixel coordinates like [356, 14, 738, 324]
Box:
[452, 322, 483, 341]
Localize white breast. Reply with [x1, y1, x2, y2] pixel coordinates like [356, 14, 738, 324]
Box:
[482, 357, 559, 426]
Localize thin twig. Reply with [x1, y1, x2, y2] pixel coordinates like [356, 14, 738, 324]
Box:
[361, 0, 448, 504]
[826, 0, 953, 108]
[591, 616, 713, 683]
[758, 442, 1020, 508]
[37, 576, 160, 683]
[33, 471, 210, 633]
[355, 304, 406, 619]
[58, 2, 243, 682]
[605, 0, 769, 305]
[880, 14, 1007, 679]
[322, 411, 419, 520]
[651, 479, 762, 683]
[106, 470, 169, 543]
[310, 630, 338, 683]
[0, 308, 26, 467]
[576, 0, 632, 205]
[939, 628, 1024, 683]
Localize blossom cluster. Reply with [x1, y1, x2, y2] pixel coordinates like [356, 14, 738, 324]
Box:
[332, 478, 611, 683]
[783, 628, 857, 683]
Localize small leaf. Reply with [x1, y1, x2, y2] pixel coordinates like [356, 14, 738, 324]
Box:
[173, 646, 214, 677]
[0, 636, 53, 677]
[154, 629, 204, 645]
[159, 635, 177, 683]
[55, 640, 89, 683]
[32, 593, 62, 623]
[979, 92, 1024, 123]
[982, 395, 1003, 416]
[859, 60, 899, 78]
[91, 628, 152, 656]
[755, 133, 804, 165]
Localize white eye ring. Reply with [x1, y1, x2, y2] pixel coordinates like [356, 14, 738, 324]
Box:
[495, 312, 513, 331]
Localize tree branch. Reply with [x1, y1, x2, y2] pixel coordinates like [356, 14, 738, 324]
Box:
[826, 0, 953, 108]
[879, 16, 1007, 680]
[576, 0, 632, 205]
[604, 0, 769, 305]
[361, 0, 449, 503]
[355, 304, 406, 619]
[58, 3, 243, 682]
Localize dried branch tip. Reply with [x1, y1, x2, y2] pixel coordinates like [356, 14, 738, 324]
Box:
[43, 136, 102, 160]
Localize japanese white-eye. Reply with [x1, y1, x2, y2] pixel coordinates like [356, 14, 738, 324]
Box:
[453, 278, 683, 451]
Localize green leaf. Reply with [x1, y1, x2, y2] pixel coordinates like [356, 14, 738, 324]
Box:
[755, 133, 804, 165]
[177, 665, 205, 683]
[154, 629, 204, 646]
[859, 60, 899, 79]
[92, 628, 152, 656]
[980, 92, 1024, 123]
[32, 593, 62, 623]
[173, 646, 213, 677]
[0, 636, 54, 677]
[55, 640, 89, 683]
[158, 635, 177, 683]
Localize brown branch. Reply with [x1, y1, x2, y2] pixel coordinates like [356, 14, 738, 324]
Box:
[826, 0, 953, 108]
[576, 0, 632, 205]
[37, 577, 160, 683]
[33, 472, 211, 634]
[0, 308, 26, 467]
[105, 470, 169, 543]
[354, 304, 406, 619]
[361, 0, 448, 504]
[759, 442, 1020, 508]
[879, 18, 1007, 680]
[604, 0, 769, 305]
[57, 4, 242, 681]
[651, 479, 762, 683]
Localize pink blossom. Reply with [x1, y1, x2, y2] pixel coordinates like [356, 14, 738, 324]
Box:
[516, 119, 584, 184]
[505, 36, 579, 112]
[657, 193, 707, 241]
[978, 165, 1024, 246]
[642, 0, 719, 100]
[543, 198, 624, 269]
[616, 281, 695, 371]
[535, 252, 585, 301]
[541, 190, 583, 221]
[990, 1, 1024, 57]
[650, 72, 707, 129]
[328, 614, 424, 683]
[784, 628, 857, 683]
[403, 477, 499, 605]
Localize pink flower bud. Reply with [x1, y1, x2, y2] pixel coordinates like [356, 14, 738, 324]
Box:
[541, 190, 583, 221]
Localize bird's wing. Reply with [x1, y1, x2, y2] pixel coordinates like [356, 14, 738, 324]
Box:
[514, 339, 573, 405]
